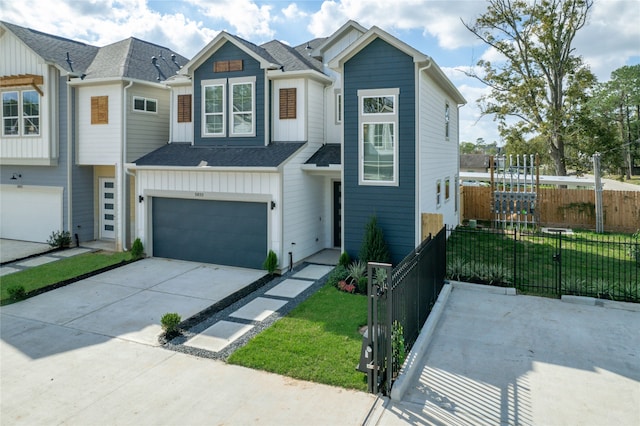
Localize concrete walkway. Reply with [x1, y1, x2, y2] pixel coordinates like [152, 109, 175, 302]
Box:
[369, 284, 640, 426]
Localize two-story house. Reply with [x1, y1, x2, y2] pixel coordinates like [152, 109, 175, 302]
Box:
[0, 22, 187, 250]
[129, 21, 465, 270]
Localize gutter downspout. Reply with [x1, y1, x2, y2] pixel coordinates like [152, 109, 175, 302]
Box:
[416, 59, 433, 244]
[66, 74, 74, 240]
[120, 80, 134, 251]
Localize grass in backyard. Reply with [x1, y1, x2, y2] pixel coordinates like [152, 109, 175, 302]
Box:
[228, 283, 368, 391]
[447, 227, 639, 301]
[0, 251, 132, 304]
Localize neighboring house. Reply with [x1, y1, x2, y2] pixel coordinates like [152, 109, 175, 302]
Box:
[129, 21, 466, 269]
[460, 154, 491, 173]
[0, 22, 187, 250]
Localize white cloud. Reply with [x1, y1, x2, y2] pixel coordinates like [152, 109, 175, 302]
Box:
[281, 3, 308, 20]
[186, 0, 274, 41]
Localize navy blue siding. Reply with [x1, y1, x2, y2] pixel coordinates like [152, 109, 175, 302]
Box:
[193, 41, 265, 147]
[343, 38, 416, 264]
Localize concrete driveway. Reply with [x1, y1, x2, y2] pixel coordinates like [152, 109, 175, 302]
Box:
[0, 258, 377, 425]
[370, 284, 640, 426]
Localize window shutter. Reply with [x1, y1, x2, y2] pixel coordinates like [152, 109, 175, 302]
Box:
[177, 94, 192, 123]
[279, 88, 296, 119]
[214, 60, 243, 72]
[91, 96, 108, 124]
[229, 60, 243, 71]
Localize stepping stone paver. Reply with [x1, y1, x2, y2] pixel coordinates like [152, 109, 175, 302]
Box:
[265, 279, 314, 299]
[0, 267, 20, 277]
[54, 248, 92, 257]
[229, 297, 287, 322]
[185, 321, 254, 352]
[16, 256, 58, 267]
[292, 265, 333, 280]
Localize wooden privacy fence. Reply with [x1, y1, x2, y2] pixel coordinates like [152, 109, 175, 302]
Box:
[462, 186, 640, 233]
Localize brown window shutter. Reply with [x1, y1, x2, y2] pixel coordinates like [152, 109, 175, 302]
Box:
[177, 94, 192, 123]
[91, 96, 108, 124]
[279, 88, 296, 119]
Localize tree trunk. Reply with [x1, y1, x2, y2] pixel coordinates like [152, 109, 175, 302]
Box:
[549, 134, 567, 176]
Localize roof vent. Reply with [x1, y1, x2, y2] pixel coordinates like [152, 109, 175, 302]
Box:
[305, 42, 312, 56]
[170, 53, 182, 70]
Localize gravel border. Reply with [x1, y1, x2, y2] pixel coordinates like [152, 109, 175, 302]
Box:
[161, 262, 334, 360]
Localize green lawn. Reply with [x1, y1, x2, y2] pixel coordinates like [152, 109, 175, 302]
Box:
[1, 251, 132, 304]
[447, 228, 639, 301]
[228, 283, 368, 391]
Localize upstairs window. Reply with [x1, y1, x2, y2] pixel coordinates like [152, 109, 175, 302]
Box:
[336, 92, 342, 124]
[358, 88, 399, 185]
[230, 80, 254, 135]
[203, 83, 225, 136]
[445, 177, 451, 201]
[91, 96, 109, 125]
[2, 90, 40, 136]
[445, 102, 450, 139]
[133, 96, 157, 113]
[436, 180, 442, 207]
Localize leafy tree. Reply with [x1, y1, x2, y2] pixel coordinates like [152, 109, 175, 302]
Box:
[464, 0, 596, 176]
[460, 141, 478, 154]
[359, 216, 391, 264]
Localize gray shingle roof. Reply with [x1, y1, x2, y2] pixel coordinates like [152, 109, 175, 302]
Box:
[305, 144, 341, 166]
[84, 37, 188, 82]
[134, 142, 305, 167]
[2, 21, 98, 74]
[223, 32, 279, 65]
[261, 40, 323, 72]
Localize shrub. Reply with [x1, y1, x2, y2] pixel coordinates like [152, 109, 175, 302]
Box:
[161, 312, 181, 334]
[347, 260, 367, 283]
[359, 216, 391, 264]
[627, 230, 639, 263]
[263, 250, 278, 275]
[130, 238, 144, 259]
[47, 230, 71, 249]
[392, 321, 406, 371]
[357, 276, 368, 295]
[337, 280, 356, 293]
[446, 257, 468, 281]
[338, 252, 351, 268]
[7, 285, 27, 301]
[326, 265, 349, 289]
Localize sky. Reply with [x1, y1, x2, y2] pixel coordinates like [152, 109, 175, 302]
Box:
[1, 0, 638, 145]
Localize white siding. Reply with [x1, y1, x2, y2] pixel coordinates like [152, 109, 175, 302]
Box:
[134, 169, 282, 260]
[273, 79, 305, 141]
[282, 150, 327, 266]
[325, 84, 342, 144]
[418, 71, 460, 229]
[126, 83, 171, 161]
[0, 30, 54, 161]
[307, 80, 325, 144]
[322, 29, 365, 66]
[171, 85, 193, 143]
[77, 84, 122, 165]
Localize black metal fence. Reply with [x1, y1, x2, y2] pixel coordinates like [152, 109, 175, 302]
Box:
[365, 227, 446, 394]
[446, 226, 639, 302]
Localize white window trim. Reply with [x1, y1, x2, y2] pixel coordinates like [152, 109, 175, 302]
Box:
[335, 91, 342, 124]
[2, 89, 40, 137]
[445, 101, 450, 141]
[229, 76, 256, 137]
[436, 179, 442, 208]
[357, 88, 399, 186]
[445, 177, 451, 202]
[201, 78, 226, 137]
[132, 96, 158, 114]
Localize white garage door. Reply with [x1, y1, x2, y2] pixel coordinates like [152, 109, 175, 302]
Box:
[0, 185, 64, 243]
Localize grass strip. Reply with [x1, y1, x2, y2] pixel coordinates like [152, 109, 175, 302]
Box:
[1, 251, 131, 304]
[228, 283, 368, 391]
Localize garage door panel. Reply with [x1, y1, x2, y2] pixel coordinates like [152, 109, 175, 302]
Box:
[0, 186, 63, 243]
[152, 198, 267, 269]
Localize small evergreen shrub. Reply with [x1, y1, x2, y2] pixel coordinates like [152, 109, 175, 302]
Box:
[161, 312, 181, 335]
[359, 216, 391, 264]
[130, 238, 144, 259]
[338, 252, 351, 268]
[392, 321, 406, 371]
[357, 276, 368, 295]
[326, 265, 349, 289]
[263, 250, 278, 275]
[47, 230, 71, 249]
[7, 285, 27, 301]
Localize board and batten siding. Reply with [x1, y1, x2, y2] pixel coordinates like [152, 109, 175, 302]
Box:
[343, 38, 416, 265]
[126, 83, 170, 162]
[77, 84, 122, 165]
[307, 80, 325, 145]
[418, 70, 460, 229]
[134, 169, 282, 258]
[273, 78, 305, 141]
[171, 85, 193, 143]
[0, 30, 56, 162]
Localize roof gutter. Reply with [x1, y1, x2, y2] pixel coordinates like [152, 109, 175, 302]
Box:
[68, 77, 167, 89]
[127, 165, 281, 173]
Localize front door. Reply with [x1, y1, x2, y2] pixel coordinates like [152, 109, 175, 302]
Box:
[99, 178, 116, 240]
[333, 181, 342, 247]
